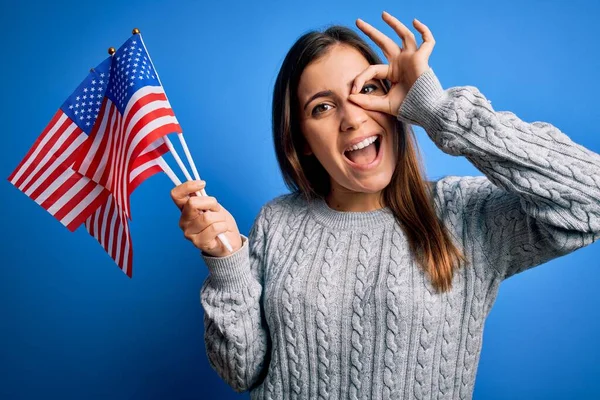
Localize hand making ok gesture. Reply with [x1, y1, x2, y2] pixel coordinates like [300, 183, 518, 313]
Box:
[348, 11, 436, 116]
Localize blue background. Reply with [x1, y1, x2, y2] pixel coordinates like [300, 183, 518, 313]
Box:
[1, 0, 599, 399]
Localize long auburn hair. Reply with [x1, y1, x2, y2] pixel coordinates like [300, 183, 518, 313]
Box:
[271, 25, 467, 293]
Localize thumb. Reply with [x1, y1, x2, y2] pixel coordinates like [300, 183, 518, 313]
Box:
[348, 93, 392, 115]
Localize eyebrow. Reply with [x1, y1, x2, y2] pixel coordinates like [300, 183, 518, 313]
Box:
[303, 90, 334, 111]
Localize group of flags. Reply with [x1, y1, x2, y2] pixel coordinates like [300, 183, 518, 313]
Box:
[8, 30, 185, 277]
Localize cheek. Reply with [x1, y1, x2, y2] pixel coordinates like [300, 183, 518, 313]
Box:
[302, 121, 337, 157]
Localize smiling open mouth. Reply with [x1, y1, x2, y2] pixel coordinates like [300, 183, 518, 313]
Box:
[343, 135, 381, 166]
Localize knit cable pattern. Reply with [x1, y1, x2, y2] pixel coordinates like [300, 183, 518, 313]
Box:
[282, 216, 320, 399]
[349, 233, 377, 400]
[382, 226, 409, 400]
[316, 231, 346, 400]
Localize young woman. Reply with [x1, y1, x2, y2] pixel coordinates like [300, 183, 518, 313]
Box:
[170, 11, 600, 399]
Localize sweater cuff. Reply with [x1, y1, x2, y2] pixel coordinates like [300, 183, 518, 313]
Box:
[397, 67, 446, 130]
[201, 234, 255, 291]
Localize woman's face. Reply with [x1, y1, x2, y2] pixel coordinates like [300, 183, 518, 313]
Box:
[297, 44, 397, 198]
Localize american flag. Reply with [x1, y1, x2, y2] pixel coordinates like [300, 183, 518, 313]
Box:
[8, 37, 176, 277]
[73, 34, 181, 221]
[7, 59, 114, 231]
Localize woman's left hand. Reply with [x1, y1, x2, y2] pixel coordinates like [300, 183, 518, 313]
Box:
[348, 11, 435, 116]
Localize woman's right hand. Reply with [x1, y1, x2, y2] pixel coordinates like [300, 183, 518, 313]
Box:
[170, 180, 243, 257]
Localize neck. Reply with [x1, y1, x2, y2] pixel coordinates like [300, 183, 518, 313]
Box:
[325, 186, 384, 212]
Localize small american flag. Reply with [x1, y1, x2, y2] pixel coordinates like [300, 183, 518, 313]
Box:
[73, 34, 181, 221]
[8, 34, 176, 277]
[8, 58, 114, 231]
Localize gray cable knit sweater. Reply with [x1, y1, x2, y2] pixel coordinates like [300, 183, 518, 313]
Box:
[199, 68, 600, 400]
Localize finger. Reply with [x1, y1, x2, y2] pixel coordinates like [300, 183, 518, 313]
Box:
[382, 11, 418, 52]
[188, 221, 230, 249]
[182, 208, 225, 235]
[183, 195, 221, 218]
[170, 180, 206, 210]
[413, 19, 435, 58]
[351, 64, 390, 94]
[348, 92, 392, 115]
[355, 18, 401, 60]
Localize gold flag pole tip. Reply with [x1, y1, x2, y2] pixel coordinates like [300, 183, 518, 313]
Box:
[108, 47, 116, 55]
[132, 28, 140, 35]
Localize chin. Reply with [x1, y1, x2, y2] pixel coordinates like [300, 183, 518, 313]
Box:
[353, 173, 393, 194]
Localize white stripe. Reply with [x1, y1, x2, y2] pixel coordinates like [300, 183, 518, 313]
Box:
[123, 99, 172, 144]
[19, 123, 79, 191]
[34, 168, 74, 205]
[60, 183, 106, 227]
[138, 137, 163, 157]
[130, 156, 160, 182]
[46, 177, 88, 215]
[122, 86, 167, 122]
[10, 113, 69, 184]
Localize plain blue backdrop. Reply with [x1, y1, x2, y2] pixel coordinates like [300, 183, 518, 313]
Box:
[1, 0, 599, 399]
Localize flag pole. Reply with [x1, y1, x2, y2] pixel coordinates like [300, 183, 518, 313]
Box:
[133, 28, 234, 254]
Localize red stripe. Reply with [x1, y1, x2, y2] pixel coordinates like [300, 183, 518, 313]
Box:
[122, 92, 167, 132]
[14, 116, 73, 190]
[8, 110, 64, 183]
[27, 129, 85, 199]
[38, 170, 79, 210]
[131, 142, 168, 170]
[69, 188, 110, 232]
[52, 179, 96, 222]
[129, 165, 163, 194]
[124, 107, 177, 160]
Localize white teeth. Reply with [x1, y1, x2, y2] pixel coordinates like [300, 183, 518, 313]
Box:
[345, 135, 378, 152]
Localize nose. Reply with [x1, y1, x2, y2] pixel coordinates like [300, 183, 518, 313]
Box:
[340, 101, 368, 132]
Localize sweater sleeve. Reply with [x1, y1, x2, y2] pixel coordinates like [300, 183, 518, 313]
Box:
[397, 68, 600, 280]
[199, 205, 270, 392]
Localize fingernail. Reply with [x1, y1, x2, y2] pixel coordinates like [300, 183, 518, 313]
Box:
[352, 84, 357, 94]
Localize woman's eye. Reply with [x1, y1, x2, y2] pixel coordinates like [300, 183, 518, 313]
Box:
[361, 84, 379, 94]
[312, 103, 332, 116]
